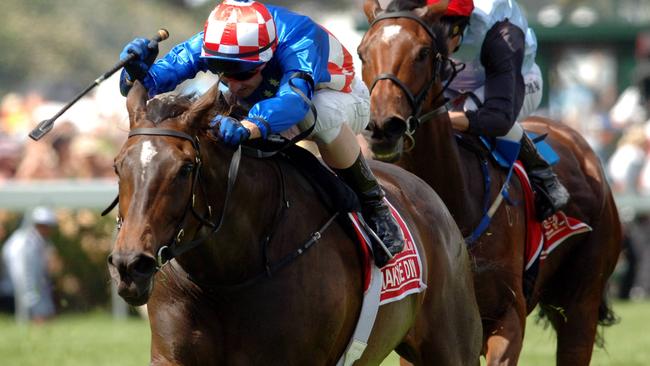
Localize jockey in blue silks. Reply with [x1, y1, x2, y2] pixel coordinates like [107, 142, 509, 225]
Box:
[118, 0, 404, 267]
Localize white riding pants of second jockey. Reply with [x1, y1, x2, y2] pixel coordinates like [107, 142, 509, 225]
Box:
[460, 63, 543, 142]
[295, 76, 370, 144]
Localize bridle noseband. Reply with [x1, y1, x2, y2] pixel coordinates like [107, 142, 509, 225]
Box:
[368, 11, 453, 135]
[122, 127, 242, 269]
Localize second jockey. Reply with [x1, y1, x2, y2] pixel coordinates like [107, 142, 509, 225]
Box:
[434, 0, 571, 220]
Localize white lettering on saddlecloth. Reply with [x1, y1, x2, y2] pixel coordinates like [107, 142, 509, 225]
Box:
[382, 257, 419, 291]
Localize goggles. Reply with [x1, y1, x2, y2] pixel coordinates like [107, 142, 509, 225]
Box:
[220, 69, 260, 81]
[205, 58, 261, 81]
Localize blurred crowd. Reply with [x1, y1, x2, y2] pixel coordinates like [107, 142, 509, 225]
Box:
[605, 51, 650, 300]
[0, 75, 129, 181]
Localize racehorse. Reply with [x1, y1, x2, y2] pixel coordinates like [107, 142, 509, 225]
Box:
[107, 81, 482, 365]
[358, 0, 622, 365]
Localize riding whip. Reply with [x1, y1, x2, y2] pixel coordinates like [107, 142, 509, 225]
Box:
[28, 28, 169, 141]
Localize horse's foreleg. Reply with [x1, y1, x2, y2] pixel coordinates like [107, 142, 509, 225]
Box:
[484, 306, 525, 366]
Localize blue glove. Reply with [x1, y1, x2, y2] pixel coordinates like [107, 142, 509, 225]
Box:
[210, 115, 251, 146]
[120, 38, 159, 81]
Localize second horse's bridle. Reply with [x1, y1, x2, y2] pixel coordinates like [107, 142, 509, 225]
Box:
[367, 11, 456, 135]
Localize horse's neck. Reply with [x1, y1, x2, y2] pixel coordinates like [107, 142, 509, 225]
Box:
[177, 150, 282, 284]
[407, 115, 473, 214]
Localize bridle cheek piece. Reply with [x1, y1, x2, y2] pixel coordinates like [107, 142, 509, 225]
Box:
[368, 11, 452, 136]
[117, 128, 242, 270]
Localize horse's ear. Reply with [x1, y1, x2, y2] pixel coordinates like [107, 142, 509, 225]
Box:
[364, 0, 383, 23]
[185, 82, 221, 129]
[415, 0, 449, 24]
[126, 81, 148, 129]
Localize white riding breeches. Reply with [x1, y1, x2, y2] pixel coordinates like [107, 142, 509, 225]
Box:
[295, 77, 370, 145]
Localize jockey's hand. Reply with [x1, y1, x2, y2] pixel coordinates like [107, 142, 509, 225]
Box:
[210, 115, 251, 146]
[120, 38, 159, 81]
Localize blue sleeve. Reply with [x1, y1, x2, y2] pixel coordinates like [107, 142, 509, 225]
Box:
[143, 32, 209, 96]
[247, 73, 314, 134]
[246, 16, 326, 134]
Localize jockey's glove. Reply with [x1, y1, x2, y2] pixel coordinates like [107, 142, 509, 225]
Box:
[120, 37, 159, 81]
[210, 115, 251, 146]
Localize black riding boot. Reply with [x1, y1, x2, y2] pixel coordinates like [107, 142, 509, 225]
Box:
[519, 134, 570, 220]
[334, 153, 405, 267]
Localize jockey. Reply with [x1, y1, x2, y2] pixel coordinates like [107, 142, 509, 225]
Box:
[432, 0, 570, 220]
[118, 0, 404, 267]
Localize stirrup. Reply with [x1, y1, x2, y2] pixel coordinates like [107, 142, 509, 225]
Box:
[357, 215, 395, 267]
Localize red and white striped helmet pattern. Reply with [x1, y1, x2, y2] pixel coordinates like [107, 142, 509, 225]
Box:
[201, 0, 277, 62]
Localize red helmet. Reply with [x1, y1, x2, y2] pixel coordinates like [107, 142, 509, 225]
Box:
[427, 0, 474, 17]
[201, 0, 277, 73]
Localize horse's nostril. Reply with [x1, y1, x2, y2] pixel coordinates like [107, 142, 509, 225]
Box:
[109, 252, 156, 278]
[384, 117, 407, 139]
[129, 254, 157, 277]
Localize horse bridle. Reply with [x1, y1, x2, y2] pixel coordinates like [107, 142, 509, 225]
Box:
[368, 11, 453, 135]
[116, 128, 242, 269]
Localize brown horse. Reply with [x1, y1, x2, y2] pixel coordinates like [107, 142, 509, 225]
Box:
[358, 0, 622, 365]
[107, 81, 482, 365]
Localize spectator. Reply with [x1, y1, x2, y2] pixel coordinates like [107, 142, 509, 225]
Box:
[1, 206, 58, 323]
[624, 213, 650, 300]
[609, 58, 650, 129]
[607, 125, 647, 194]
[0, 251, 14, 313]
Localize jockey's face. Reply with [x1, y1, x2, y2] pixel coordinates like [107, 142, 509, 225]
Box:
[447, 34, 462, 54]
[220, 64, 266, 98]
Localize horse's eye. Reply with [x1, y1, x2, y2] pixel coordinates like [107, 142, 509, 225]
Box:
[178, 164, 194, 178]
[357, 52, 365, 64]
[417, 48, 431, 62]
[113, 164, 119, 176]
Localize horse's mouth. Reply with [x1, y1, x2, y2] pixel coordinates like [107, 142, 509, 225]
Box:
[116, 278, 154, 306]
[109, 266, 155, 306]
[367, 137, 403, 163]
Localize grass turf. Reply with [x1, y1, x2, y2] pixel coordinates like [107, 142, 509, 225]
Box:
[0, 301, 647, 365]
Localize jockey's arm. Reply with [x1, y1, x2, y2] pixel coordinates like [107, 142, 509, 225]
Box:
[244, 72, 315, 138]
[463, 20, 526, 137]
[129, 33, 208, 97]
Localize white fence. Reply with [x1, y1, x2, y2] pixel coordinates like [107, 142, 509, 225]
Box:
[1, 180, 649, 215]
[0, 179, 118, 210]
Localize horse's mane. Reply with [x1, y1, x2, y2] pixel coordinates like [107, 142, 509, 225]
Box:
[146, 95, 194, 124]
[145, 91, 248, 126]
[386, 0, 426, 12]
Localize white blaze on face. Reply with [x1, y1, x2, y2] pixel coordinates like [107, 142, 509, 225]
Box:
[139, 141, 158, 182]
[382, 25, 402, 43]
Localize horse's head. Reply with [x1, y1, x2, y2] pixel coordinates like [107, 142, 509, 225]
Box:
[359, 0, 449, 162]
[107, 82, 228, 306]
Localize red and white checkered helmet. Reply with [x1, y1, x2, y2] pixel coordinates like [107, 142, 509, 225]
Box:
[201, 0, 277, 72]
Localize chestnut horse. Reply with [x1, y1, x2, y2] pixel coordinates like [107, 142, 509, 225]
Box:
[107, 81, 482, 365]
[358, 0, 622, 365]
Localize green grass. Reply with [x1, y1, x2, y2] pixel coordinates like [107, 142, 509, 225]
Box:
[0, 301, 648, 365]
[0, 312, 149, 366]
